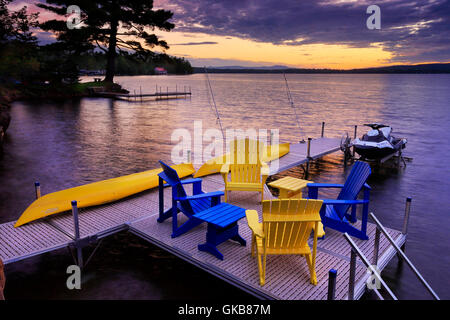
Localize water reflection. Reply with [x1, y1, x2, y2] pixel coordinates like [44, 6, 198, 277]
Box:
[1, 74, 449, 299]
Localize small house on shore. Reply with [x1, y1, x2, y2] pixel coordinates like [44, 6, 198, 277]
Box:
[154, 67, 168, 75]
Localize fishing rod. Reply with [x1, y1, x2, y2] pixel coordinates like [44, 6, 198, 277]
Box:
[283, 73, 305, 143]
[204, 75, 215, 114]
[204, 67, 225, 138]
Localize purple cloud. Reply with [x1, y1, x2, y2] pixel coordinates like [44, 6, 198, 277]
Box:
[163, 0, 450, 63]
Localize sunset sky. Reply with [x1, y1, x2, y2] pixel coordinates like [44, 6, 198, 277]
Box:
[11, 0, 450, 69]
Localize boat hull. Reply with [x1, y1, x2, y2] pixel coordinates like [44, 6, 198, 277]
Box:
[193, 143, 290, 178]
[14, 163, 195, 227]
[354, 141, 406, 160]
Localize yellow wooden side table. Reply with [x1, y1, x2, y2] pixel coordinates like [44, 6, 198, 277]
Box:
[268, 176, 325, 237]
[268, 176, 312, 199]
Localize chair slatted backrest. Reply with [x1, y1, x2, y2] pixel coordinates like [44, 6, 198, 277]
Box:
[334, 161, 371, 219]
[262, 199, 322, 251]
[228, 139, 265, 183]
[159, 161, 194, 215]
[230, 164, 262, 183]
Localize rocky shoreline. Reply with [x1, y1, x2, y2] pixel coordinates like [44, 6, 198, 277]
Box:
[0, 97, 11, 146]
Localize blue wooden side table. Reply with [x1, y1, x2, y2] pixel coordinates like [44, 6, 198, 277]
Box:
[193, 202, 247, 260]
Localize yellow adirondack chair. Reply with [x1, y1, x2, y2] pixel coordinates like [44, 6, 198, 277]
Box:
[245, 198, 323, 286]
[220, 139, 269, 202]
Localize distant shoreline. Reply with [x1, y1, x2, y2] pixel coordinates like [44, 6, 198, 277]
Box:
[193, 63, 450, 74]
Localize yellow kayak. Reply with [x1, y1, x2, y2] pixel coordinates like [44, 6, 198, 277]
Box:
[194, 143, 290, 178]
[15, 163, 195, 227]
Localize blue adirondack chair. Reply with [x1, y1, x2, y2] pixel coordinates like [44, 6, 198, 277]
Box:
[157, 161, 224, 238]
[307, 161, 371, 240]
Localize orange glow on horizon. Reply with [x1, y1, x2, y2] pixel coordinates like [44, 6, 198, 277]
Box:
[156, 31, 395, 69]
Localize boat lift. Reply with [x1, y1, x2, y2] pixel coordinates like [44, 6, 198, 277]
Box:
[340, 125, 412, 169]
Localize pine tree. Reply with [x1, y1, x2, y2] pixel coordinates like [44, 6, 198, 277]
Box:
[38, 0, 174, 82]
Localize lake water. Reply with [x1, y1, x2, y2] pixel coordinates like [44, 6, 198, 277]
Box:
[1, 74, 449, 299]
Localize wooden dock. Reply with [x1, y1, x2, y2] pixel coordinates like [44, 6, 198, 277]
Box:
[128, 175, 405, 300]
[0, 137, 412, 299]
[0, 165, 406, 299]
[190, 138, 342, 175]
[269, 137, 341, 175]
[92, 89, 192, 101]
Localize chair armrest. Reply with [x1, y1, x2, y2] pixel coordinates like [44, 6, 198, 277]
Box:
[261, 162, 269, 176]
[245, 210, 264, 238]
[307, 183, 345, 189]
[176, 191, 224, 201]
[180, 178, 202, 185]
[363, 183, 371, 190]
[322, 199, 369, 205]
[220, 164, 230, 175]
[308, 183, 344, 199]
[181, 178, 203, 195]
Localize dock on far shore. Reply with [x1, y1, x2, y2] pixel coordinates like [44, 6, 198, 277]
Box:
[88, 85, 192, 101]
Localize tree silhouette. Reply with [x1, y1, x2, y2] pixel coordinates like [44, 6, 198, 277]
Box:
[1, 0, 39, 44]
[38, 0, 174, 82]
[0, 0, 40, 82]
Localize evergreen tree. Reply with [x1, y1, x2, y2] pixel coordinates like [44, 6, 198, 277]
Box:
[0, 0, 38, 44]
[0, 0, 40, 82]
[38, 0, 174, 82]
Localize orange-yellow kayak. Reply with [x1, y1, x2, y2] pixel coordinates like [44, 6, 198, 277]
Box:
[194, 143, 290, 178]
[15, 163, 195, 227]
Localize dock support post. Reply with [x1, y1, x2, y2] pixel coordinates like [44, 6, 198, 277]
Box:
[373, 227, 380, 266]
[401, 197, 412, 252]
[305, 138, 312, 179]
[71, 200, 83, 268]
[187, 150, 191, 163]
[321, 122, 325, 138]
[348, 248, 356, 300]
[327, 269, 337, 300]
[343, 142, 348, 168]
[402, 197, 412, 235]
[352, 125, 357, 158]
[35, 181, 41, 199]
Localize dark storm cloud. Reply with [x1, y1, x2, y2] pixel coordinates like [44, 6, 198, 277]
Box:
[167, 0, 450, 62]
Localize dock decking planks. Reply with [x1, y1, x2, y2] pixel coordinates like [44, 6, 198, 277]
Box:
[0, 220, 71, 264]
[0, 139, 406, 299]
[128, 175, 404, 300]
[270, 138, 341, 174]
[191, 139, 342, 175]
